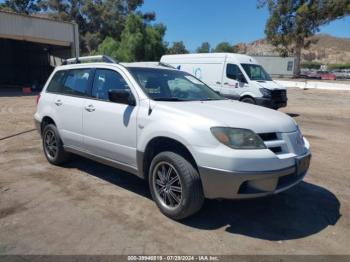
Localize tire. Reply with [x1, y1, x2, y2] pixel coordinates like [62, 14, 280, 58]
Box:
[148, 151, 204, 220]
[42, 124, 70, 165]
[241, 97, 256, 104]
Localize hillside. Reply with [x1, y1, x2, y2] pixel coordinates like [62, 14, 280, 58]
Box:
[236, 34, 350, 65]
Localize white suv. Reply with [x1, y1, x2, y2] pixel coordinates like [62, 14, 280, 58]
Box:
[34, 56, 311, 220]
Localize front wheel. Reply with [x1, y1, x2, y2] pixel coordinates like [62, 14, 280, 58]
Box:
[240, 97, 256, 104]
[149, 151, 204, 220]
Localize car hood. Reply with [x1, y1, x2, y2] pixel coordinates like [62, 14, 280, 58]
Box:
[156, 99, 297, 134]
[255, 80, 285, 90]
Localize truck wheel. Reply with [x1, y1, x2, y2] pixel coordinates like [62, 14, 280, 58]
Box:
[241, 97, 256, 104]
[149, 151, 204, 220]
[42, 124, 70, 165]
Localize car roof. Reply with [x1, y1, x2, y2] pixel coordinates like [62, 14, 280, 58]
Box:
[56, 62, 119, 70]
[55, 62, 175, 71]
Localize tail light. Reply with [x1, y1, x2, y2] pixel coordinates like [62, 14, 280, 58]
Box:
[36, 94, 41, 105]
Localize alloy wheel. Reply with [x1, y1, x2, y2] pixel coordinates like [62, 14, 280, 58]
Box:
[44, 129, 58, 160]
[152, 161, 183, 209]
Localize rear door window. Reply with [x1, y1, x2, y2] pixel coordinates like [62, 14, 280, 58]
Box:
[61, 69, 92, 96]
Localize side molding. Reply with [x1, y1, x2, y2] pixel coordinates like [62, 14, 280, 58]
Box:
[64, 145, 140, 177]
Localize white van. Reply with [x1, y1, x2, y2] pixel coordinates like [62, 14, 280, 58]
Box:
[161, 53, 287, 109]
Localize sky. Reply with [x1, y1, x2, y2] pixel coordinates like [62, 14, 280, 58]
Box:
[0, 0, 348, 51]
[139, 0, 350, 52]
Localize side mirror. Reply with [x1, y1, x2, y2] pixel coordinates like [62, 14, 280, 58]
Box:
[108, 89, 136, 106]
[238, 73, 247, 83]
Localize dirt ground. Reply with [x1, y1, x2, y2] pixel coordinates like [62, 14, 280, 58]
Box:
[0, 88, 349, 255]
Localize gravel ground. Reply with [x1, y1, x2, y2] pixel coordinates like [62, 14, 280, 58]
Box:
[0, 88, 349, 255]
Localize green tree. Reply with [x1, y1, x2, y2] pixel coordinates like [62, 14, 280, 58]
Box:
[95, 37, 120, 58]
[116, 13, 145, 62]
[0, 0, 40, 14]
[213, 42, 238, 53]
[259, 0, 350, 75]
[196, 42, 210, 53]
[167, 41, 189, 54]
[96, 13, 167, 62]
[144, 23, 167, 60]
[232, 44, 242, 53]
[38, 0, 146, 53]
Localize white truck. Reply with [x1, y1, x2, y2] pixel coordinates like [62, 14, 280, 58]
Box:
[161, 53, 288, 109]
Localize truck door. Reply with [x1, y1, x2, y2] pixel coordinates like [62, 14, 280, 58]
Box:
[220, 63, 243, 99]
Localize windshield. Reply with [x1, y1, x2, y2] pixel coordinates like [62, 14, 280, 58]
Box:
[241, 64, 272, 81]
[127, 67, 224, 101]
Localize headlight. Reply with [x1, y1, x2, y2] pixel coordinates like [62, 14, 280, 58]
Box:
[259, 88, 271, 98]
[211, 127, 266, 149]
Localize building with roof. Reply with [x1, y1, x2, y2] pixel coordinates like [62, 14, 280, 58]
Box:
[0, 10, 79, 89]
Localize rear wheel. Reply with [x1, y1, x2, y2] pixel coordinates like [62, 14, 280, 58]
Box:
[42, 124, 70, 165]
[241, 97, 256, 104]
[149, 151, 204, 220]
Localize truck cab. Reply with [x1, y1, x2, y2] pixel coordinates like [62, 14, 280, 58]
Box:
[161, 53, 287, 109]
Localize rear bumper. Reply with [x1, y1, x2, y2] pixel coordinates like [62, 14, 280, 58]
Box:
[255, 97, 287, 109]
[34, 118, 41, 135]
[198, 153, 311, 199]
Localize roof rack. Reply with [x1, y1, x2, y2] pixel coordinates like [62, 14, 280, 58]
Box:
[62, 55, 118, 65]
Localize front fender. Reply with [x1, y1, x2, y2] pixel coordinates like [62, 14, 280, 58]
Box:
[240, 91, 259, 99]
[137, 120, 197, 153]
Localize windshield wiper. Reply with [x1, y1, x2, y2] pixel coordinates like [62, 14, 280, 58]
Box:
[153, 97, 187, 101]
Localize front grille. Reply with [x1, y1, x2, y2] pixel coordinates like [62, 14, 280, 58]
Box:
[258, 132, 285, 154]
[270, 146, 282, 153]
[271, 90, 287, 100]
[260, 130, 303, 155]
[259, 132, 277, 141]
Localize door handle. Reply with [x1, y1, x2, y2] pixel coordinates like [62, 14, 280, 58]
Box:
[55, 100, 62, 106]
[224, 82, 229, 85]
[84, 104, 96, 112]
[216, 81, 221, 85]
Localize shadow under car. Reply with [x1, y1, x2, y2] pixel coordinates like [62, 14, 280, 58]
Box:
[64, 155, 340, 241]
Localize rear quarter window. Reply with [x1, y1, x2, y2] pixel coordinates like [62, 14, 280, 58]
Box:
[46, 70, 66, 93]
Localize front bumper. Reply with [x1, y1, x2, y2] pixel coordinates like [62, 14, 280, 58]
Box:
[198, 153, 311, 199]
[255, 97, 287, 109]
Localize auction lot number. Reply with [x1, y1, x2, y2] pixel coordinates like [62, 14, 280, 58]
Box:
[128, 256, 219, 261]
